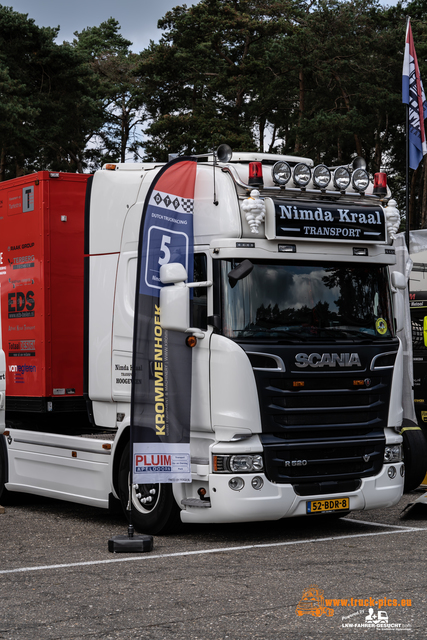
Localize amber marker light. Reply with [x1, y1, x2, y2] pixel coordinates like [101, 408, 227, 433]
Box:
[353, 380, 364, 386]
[105, 164, 117, 171]
[186, 335, 197, 348]
[102, 443, 111, 450]
[293, 381, 305, 388]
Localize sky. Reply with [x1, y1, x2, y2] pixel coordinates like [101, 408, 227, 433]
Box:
[5, 0, 399, 54]
[5, 0, 198, 52]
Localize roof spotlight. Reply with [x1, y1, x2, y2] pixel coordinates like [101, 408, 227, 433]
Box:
[293, 163, 311, 188]
[313, 165, 331, 189]
[352, 168, 370, 192]
[272, 161, 291, 186]
[333, 166, 351, 191]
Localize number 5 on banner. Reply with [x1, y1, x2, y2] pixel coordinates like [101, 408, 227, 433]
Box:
[158, 235, 171, 265]
[143, 226, 189, 292]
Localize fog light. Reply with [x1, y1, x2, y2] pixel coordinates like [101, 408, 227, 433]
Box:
[251, 476, 264, 490]
[387, 466, 397, 479]
[333, 166, 351, 191]
[313, 164, 331, 189]
[272, 161, 291, 186]
[352, 168, 369, 192]
[229, 477, 245, 491]
[293, 163, 311, 188]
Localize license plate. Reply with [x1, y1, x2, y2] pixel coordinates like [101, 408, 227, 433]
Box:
[306, 497, 349, 514]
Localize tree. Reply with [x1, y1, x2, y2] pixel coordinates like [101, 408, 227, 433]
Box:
[269, 0, 404, 172]
[139, 0, 300, 160]
[0, 5, 104, 177]
[72, 18, 146, 167]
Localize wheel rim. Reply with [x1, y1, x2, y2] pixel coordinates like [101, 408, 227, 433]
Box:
[131, 481, 161, 514]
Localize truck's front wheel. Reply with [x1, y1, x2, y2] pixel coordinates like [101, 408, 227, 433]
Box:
[402, 426, 427, 493]
[118, 443, 182, 535]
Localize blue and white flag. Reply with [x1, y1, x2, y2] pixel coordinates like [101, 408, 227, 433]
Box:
[402, 19, 427, 170]
[131, 157, 197, 484]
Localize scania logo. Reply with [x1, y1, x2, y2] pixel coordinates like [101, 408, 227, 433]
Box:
[295, 353, 362, 368]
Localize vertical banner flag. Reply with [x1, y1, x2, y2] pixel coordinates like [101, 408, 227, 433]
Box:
[402, 19, 427, 170]
[131, 157, 197, 484]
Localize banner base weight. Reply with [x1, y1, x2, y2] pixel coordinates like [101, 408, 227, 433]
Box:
[108, 534, 153, 553]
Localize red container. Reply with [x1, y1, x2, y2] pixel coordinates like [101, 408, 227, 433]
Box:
[0, 172, 90, 412]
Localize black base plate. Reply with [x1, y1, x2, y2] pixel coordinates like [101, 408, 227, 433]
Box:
[108, 534, 153, 553]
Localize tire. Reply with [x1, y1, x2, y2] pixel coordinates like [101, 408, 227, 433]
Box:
[402, 427, 427, 492]
[0, 436, 11, 505]
[118, 443, 182, 535]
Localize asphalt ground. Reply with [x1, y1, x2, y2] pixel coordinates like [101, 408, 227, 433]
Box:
[1, 488, 427, 640]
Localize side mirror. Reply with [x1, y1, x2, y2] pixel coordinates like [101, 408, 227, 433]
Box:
[159, 264, 189, 332]
[391, 271, 406, 291]
[159, 263, 213, 336]
[160, 262, 188, 285]
[390, 271, 406, 333]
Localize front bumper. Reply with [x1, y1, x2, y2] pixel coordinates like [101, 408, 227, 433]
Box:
[179, 463, 404, 524]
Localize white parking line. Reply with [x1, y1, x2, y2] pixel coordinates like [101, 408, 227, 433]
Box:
[344, 517, 421, 530]
[1, 522, 426, 576]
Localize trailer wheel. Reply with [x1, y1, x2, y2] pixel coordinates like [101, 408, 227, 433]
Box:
[403, 427, 427, 493]
[118, 443, 182, 535]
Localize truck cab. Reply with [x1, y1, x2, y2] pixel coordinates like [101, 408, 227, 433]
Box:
[86, 149, 405, 531]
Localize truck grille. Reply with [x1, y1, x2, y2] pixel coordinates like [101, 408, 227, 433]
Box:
[261, 433, 385, 483]
[242, 342, 396, 486]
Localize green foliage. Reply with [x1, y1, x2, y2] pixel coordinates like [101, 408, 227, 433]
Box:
[1, 0, 427, 228]
[72, 18, 145, 167]
[0, 5, 103, 177]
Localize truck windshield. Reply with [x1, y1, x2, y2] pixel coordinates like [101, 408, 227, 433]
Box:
[220, 260, 395, 341]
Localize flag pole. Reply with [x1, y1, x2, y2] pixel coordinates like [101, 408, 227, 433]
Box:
[405, 16, 411, 251]
[406, 102, 410, 250]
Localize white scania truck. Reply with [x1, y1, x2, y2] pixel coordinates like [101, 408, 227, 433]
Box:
[0, 151, 408, 533]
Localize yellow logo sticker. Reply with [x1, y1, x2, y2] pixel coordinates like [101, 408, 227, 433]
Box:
[375, 318, 387, 335]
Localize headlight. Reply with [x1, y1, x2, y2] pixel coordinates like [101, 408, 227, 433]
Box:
[213, 454, 264, 473]
[230, 454, 263, 472]
[272, 161, 291, 186]
[293, 163, 311, 187]
[384, 445, 402, 463]
[313, 165, 331, 189]
[352, 168, 369, 192]
[333, 166, 351, 191]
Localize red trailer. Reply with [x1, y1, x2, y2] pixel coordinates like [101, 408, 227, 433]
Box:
[0, 172, 90, 417]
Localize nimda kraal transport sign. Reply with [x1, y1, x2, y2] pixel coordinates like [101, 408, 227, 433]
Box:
[265, 198, 386, 243]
